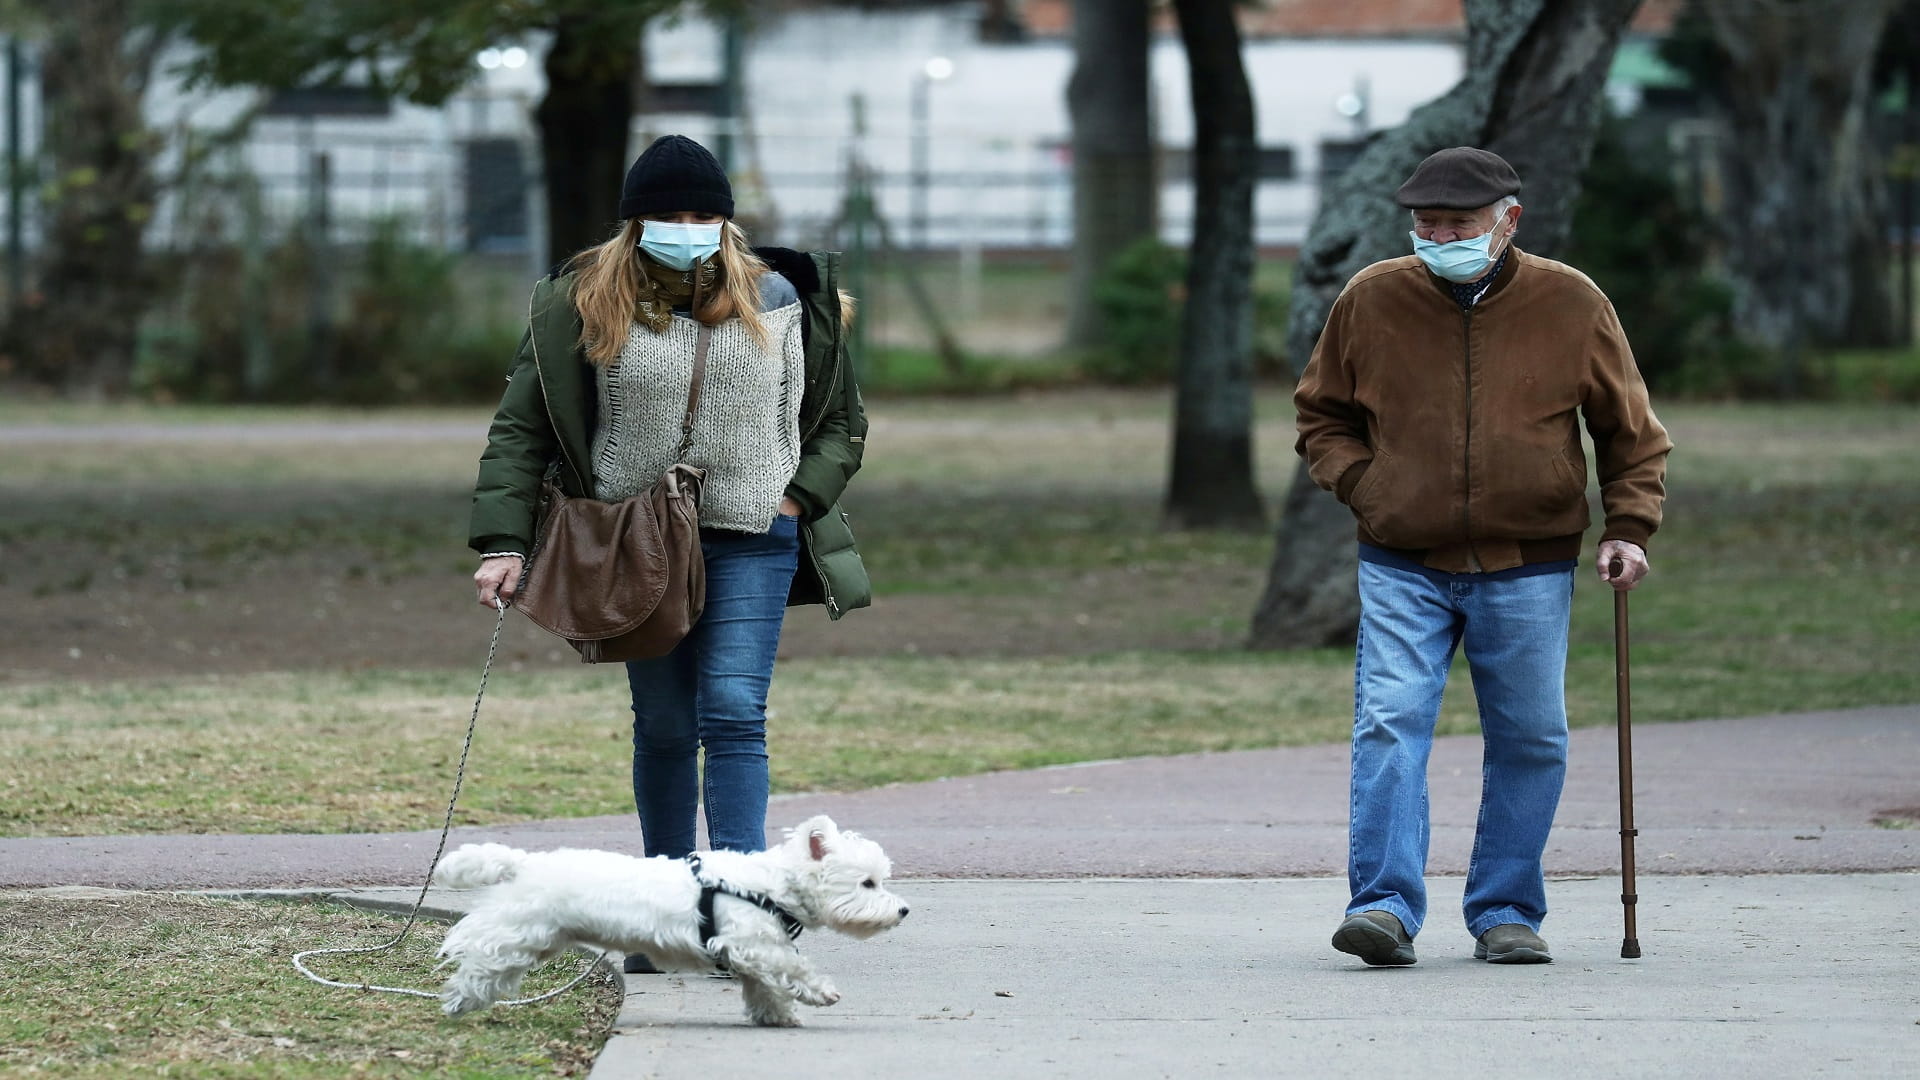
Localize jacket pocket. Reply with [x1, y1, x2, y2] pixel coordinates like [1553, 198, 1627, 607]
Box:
[1349, 446, 1458, 550]
[1347, 451, 1385, 511]
[1551, 448, 1583, 497]
[793, 502, 871, 618]
[1480, 443, 1591, 538]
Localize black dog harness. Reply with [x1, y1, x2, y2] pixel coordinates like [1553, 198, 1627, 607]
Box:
[684, 854, 805, 968]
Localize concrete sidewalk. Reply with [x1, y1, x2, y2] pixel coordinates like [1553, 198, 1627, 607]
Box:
[4, 707, 1914, 887]
[584, 874, 1918, 1080]
[311, 873, 1918, 1080]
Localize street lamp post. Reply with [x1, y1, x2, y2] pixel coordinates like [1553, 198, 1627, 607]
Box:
[1335, 75, 1370, 139]
[5, 39, 24, 309]
[910, 56, 953, 250]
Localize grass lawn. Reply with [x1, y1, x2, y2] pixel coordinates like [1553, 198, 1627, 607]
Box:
[1, 393, 1915, 836]
[0, 891, 620, 1077]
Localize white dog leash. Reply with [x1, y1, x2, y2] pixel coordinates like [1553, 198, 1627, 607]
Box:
[292, 598, 610, 1003]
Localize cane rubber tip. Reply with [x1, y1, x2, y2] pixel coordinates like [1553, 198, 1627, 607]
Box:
[1621, 940, 1641, 959]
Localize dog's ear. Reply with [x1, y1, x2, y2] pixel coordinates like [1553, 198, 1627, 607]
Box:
[796, 814, 838, 860]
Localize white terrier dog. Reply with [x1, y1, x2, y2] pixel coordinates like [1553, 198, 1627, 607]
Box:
[432, 815, 908, 1026]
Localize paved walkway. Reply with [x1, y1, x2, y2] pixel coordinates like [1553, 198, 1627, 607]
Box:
[6, 708, 1914, 888]
[6, 707, 1918, 1078]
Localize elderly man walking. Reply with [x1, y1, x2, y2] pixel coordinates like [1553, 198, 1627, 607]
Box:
[1294, 147, 1672, 966]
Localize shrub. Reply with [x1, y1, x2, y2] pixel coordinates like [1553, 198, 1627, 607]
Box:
[1083, 237, 1291, 384]
[135, 219, 522, 405]
[1085, 237, 1186, 384]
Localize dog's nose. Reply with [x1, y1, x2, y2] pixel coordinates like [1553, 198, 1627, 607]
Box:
[898, 906, 909, 919]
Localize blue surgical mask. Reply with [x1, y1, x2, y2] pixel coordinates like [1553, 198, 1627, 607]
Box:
[638, 220, 724, 271]
[1411, 226, 1504, 283]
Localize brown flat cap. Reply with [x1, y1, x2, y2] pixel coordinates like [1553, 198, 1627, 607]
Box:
[1394, 146, 1522, 209]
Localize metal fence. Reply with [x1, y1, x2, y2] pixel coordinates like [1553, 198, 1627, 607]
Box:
[134, 127, 1320, 260]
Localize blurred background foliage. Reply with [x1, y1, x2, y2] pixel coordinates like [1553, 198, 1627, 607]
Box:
[1, 0, 1915, 405]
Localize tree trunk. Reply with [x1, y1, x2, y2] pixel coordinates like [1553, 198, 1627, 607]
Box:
[6, 1, 164, 396]
[1693, 0, 1901, 373]
[1895, 9, 1920, 347]
[1065, 0, 1156, 349]
[978, 0, 1028, 43]
[1844, 168, 1902, 348]
[1248, 0, 1642, 649]
[536, 15, 642, 268]
[1165, 0, 1264, 530]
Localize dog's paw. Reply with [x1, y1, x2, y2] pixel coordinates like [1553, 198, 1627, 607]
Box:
[748, 1008, 802, 1028]
[797, 982, 840, 1007]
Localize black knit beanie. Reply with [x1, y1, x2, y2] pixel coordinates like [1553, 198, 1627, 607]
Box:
[618, 135, 734, 219]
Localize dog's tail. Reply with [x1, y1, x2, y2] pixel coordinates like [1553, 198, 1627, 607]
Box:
[432, 843, 527, 889]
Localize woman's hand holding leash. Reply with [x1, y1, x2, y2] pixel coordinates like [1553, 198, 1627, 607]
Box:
[475, 555, 525, 608]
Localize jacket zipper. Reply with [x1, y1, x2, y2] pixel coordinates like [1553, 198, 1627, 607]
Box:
[1462, 307, 1477, 571]
[812, 541, 841, 618]
[798, 274, 844, 444]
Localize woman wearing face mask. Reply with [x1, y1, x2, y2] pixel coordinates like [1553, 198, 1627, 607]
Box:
[467, 137, 869, 972]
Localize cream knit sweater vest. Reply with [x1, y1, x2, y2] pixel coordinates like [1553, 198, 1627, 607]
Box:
[591, 302, 806, 532]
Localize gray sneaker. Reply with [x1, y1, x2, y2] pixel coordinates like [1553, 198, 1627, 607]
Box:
[1475, 924, 1552, 964]
[1331, 910, 1417, 966]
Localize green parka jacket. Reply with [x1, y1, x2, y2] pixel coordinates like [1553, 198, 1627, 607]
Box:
[469, 247, 870, 619]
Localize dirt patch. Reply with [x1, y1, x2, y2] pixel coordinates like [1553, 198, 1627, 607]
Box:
[0, 395, 1299, 685]
[0, 887, 182, 933]
[3, 555, 1264, 683]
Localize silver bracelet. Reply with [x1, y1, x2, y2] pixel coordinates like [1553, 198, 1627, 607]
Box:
[479, 552, 526, 561]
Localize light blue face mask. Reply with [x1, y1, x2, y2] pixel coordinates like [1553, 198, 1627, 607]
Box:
[1410, 223, 1506, 283]
[638, 220, 724, 271]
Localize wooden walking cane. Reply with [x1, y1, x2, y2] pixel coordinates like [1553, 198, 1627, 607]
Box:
[1611, 557, 1642, 959]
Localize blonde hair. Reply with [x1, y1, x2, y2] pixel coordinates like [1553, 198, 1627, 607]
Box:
[567, 219, 771, 367]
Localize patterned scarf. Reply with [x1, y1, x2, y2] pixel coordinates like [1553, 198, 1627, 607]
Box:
[634, 255, 720, 333]
[1448, 248, 1510, 311]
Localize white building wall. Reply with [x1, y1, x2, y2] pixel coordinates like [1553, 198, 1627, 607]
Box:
[103, 43, 545, 253]
[3, 6, 1463, 256]
[698, 6, 1463, 248]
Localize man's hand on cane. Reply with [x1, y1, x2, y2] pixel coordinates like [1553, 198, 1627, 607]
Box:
[1597, 539, 1649, 592]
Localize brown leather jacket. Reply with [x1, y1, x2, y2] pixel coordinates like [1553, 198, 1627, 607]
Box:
[1294, 248, 1671, 573]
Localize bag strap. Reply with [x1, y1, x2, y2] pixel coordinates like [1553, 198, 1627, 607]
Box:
[674, 325, 711, 462]
[675, 301, 713, 463]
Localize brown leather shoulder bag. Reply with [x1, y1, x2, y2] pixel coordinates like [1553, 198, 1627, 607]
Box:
[514, 324, 712, 663]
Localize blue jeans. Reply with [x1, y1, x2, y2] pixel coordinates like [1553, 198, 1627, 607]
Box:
[1347, 550, 1574, 940]
[625, 513, 800, 857]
